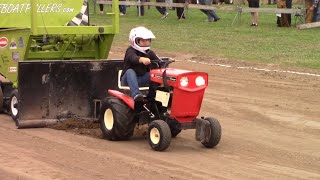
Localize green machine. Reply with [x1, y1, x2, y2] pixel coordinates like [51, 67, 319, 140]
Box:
[0, 0, 124, 128]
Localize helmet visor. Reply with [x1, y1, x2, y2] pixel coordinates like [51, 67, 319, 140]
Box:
[136, 38, 151, 47]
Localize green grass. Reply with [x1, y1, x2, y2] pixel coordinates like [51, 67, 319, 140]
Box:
[90, 4, 320, 69]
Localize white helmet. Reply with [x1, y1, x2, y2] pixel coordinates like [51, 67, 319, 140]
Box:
[129, 26, 155, 54]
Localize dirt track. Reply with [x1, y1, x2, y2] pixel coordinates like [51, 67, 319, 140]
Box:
[0, 54, 320, 179]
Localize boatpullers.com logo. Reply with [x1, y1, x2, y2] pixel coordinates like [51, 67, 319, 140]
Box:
[0, 37, 8, 48]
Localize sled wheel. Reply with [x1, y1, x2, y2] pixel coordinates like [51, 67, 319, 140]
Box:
[9, 89, 19, 121]
[201, 117, 222, 148]
[99, 97, 136, 141]
[148, 120, 171, 151]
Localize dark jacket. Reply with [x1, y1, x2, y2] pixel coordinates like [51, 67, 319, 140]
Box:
[120, 46, 160, 79]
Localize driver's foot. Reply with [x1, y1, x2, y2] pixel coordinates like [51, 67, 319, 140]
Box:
[134, 94, 145, 112]
[134, 94, 144, 103]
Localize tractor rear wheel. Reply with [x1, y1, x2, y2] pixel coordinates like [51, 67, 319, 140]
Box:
[148, 120, 171, 151]
[99, 97, 136, 141]
[9, 89, 19, 121]
[201, 117, 221, 148]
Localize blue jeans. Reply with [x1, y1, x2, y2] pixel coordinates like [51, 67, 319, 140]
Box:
[121, 69, 150, 98]
[156, 0, 167, 15]
[199, 0, 220, 21]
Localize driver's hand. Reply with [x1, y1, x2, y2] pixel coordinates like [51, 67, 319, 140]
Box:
[139, 57, 151, 65]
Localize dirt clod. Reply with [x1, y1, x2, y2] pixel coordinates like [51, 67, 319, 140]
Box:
[49, 118, 102, 138]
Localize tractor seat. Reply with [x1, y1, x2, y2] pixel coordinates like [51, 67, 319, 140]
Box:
[118, 70, 149, 91]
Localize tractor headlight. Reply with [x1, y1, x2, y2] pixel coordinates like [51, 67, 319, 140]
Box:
[195, 76, 206, 86]
[180, 77, 189, 87]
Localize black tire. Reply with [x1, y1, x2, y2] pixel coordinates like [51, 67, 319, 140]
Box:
[171, 128, 182, 138]
[9, 89, 19, 121]
[148, 120, 171, 151]
[201, 117, 222, 148]
[0, 86, 3, 112]
[99, 97, 136, 141]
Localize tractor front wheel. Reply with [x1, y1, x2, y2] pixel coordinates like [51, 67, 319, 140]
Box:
[99, 97, 136, 141]
[201, 117, 222, 148]
[9, 89, 19, 121]
[148, 120, 171, 151]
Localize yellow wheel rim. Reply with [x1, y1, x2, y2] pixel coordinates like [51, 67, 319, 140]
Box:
[11, 96, 18, 116]
[150, 127, 160, 145]
[104, 109, 114, 130]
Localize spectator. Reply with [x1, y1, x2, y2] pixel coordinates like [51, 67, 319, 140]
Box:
[277, 0, 292, 27]
[156, 0, 169, 18]
[99, 4, 104, 14]
[137, 0, 146, 16]
[119, 0, 127, 15]
[167, 0, 175, 10]
[306, 0, 314, 23]
[310, 0, 320, 22]
[175, 0, 186, 19]
[98, 2, 126, 16]
[248, 0, 259, 26]
[199, 0, 220, 22]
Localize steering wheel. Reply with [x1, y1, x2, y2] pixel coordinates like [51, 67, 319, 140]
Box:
[150, 59, 175, 69]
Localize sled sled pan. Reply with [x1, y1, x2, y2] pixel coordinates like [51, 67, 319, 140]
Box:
[16, 60, 123, 128]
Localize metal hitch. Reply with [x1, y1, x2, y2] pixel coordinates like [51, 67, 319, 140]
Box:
[195, 118, 211, 142]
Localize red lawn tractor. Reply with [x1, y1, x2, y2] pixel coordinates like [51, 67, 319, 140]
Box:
[99, 59, 221, 151]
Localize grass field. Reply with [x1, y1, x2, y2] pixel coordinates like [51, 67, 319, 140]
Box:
[90, 3, 320, 69]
